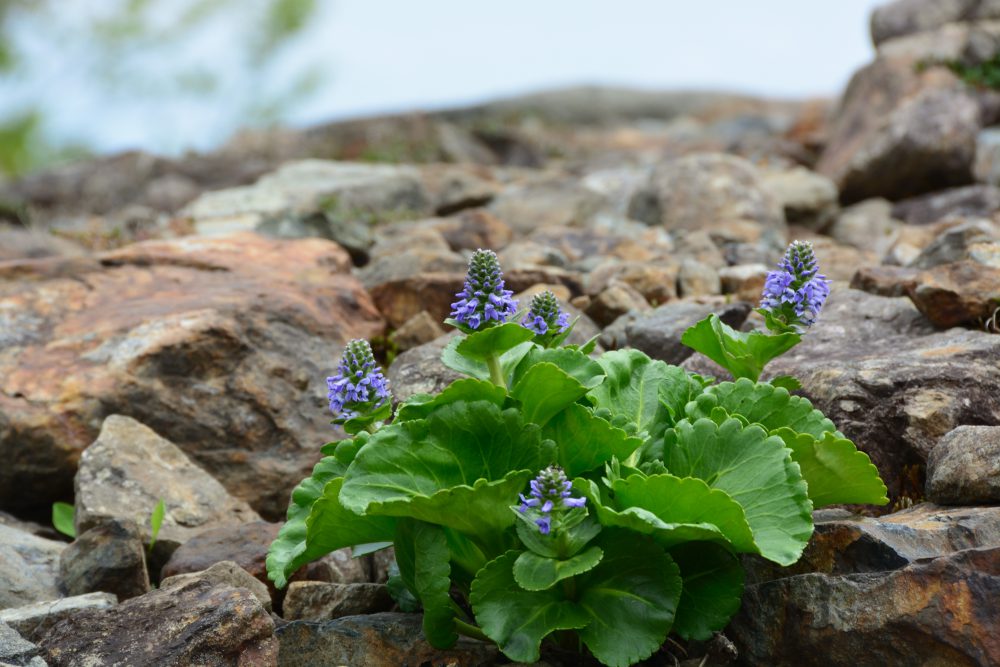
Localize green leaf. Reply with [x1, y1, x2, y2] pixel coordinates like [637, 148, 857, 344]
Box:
[575, 531, 683, 667]
[586, 349, 689, 437]
[395, 378, 506, 421]
[662, 418, 813, 566]
[686, 378, 840, 439]
[148, 499, 166, 552]
[515, 511, 602, 560]
[608, 474, 757, 553]
[513, 546, 604, 591]
[394, 520, 456, 648]
[669, 542, 745, 641]
[456, 322, 535, 361]
[340, 401, 553, 538]
[773, 428, 889, 507]
[52, 502, 75, 539]
[266, 452, 350, 589]
[680, 314, 800, 381]
[511, 362, 591, 427]
[441, 336, 534, 383]
[513, 346, 605, 390]
[471, 551, 590, 663]
[543, 403, 644, 477]
[386, 561, 421, 612]
[340, 400, 392, 435]
[769, 375, 802, 391]
[266, 476, 396, 589]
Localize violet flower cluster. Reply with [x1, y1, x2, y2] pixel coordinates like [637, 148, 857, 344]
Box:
[450, 249, 518, 330]
[326, 339, 391, 420]
[760, 240, 831, 329]
[518, 466, 586, 535]
[521, 290, 570, 336]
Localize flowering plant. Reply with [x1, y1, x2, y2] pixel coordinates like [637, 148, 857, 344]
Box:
[268, 244, 887, 667]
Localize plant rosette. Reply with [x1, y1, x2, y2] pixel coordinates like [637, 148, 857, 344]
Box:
[267, 243, 887, 667]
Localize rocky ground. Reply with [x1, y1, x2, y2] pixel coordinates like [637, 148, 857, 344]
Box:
[2, 1, 1000, 665]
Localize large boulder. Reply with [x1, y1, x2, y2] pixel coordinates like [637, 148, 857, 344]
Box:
[0, 233, 383, 519]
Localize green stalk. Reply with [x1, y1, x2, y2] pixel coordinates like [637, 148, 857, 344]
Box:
[454, 618, 490, 643]
[486, 353, 506, 388]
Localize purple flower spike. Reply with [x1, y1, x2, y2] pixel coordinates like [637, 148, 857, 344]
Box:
[760, 240, 831, 330]
[518, 466, 587, 535]
[450, 249, 518, 330]
[520, 290, 570, 336]
[326, 339, 391, 421]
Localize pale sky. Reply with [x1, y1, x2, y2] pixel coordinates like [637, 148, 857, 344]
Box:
[1, 0, 887, 157]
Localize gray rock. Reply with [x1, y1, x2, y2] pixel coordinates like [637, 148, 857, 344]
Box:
[605, 300, 751, 364]
[718, 263, 769, 302]
[677, 258, 722, 297]
[828, 199, 902, 259]
[0, 525, 64, 611]
[628, 153, 785, 232]
[0, 622, 46, 667]
[389, 311, 446, 352]
[761, 167, 838, 231]
[585, 282, 650, 327]
[488, 178, 608, 234]
[282, 582, 393, 621]
[275, 612, 500, 667]
[75, 415, 260, 554]
[160, 560, 272, 612]
[892, 184, 1000, 225]
[927, 426, 1000, 504]
[974, 126, 1000, 184]
[0, 593, 116, 643]
[871, 0, 1000, 46]
[909, 218, 1000, 268]
[36, 580, 276, 666]
[58, 518, 149, 601]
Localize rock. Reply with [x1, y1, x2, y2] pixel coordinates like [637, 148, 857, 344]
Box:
[527, 224, 674, 270]
[718, 264, 770, 302]
[817, 58, 981, 203]
[586, 261, 679, 307]
[909, 218, 1000, 268]
[0, 622, 45, 667]
[974, 127, 1000, 184]
[386, 335, 464, 403]
[753, 289, 1000, 502]
[487, 178, 607, 234]
[160, 521, 367, 611]
[892, 184, 1000, 225]
[0, 233, 383, 520]
[850, 265, 921, 297]
[281, 582, 393, 621]
[0, 593, 117, 643]
[498, 239, 570, 269]
[585, 282, 650, 327]
[805, 235, 881, 281]
[418, 165, 501, 215]
[160, 560, 272, 612]
[677, 259, 721, 297]
[0, 525, 64, 611]
[730, 546, 1000, 666]
[428, 208, 513, 251]
[761, 167, 839, 231]
[673, 230, 728, 269]
[275, 612, 500, 667]
[927, 426, 1000, 504]
[388, 311, 446, 352]
[628, 153, 785, 232]
[37, 579, 276, 666]
[368, 271, 464, 330]
[0, 229, 86, 263]
[58, 518, 149, 601]
[182, 159, 431, 237]
[906, 260, 1000, 327]
[828, 199, 902, 258]
[360, 225, 467, 288]
[871, 0, 1000, 46]
[75, 416, 260, 555]
[604, 300, 751, 364]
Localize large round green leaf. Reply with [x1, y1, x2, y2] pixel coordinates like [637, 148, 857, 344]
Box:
[512, 546, 604, 591]
[470, 551, 589, 663]
[394, 378, 506, 422]
[680, 314, 800, 382]
[512, 346, 605, 390]
[575, 532, 682, 667]
[685, 378, 839, 439]
[455, 322, 535, 360]
[669, 541, 745, 641]
[585, 349, 687, 436]
[663, 418, 813, 566]
[511, 362, 592, 427]
[773, 428, 889, 507]
[543, 403, 643, 477]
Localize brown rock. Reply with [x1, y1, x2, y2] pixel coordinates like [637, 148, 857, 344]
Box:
[586, 261, 679, 307]
[871, 0, 1000, 46]
[1, 592, 117, 643]
[282, 582, 393, 621]
[718, 264, 769, 303]
[585, 282, 651, 327]
[926, 426, 1000, 504]
[0, 232, 383, 520]
[38, 579, 277, 666]
[389, 311, 446, 352]
[429, 208, 513, 251]
[368, 271, 464, 330]
[488, 178, 607, 234]
[58, 517, 150, 601]
[850, 265, 921, 297]
[906, 260, 1000, 327]
[160, 560, 272, 612]
[892, 184, 1000, 225]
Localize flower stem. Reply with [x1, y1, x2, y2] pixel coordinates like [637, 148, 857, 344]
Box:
[486, 353, 505, 388]
[454, 618, 490, 643]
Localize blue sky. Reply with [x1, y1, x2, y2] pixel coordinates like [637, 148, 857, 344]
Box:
[1, 0, 886, 156]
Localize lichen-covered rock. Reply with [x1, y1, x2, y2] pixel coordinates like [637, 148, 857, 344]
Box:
[75, 416, 259, 555]
[0, 593, 117, 643]
[160, 560, 272, 612]
[927, 426, 1000, 504]
[281, 582, 393, 621]
[58, 518, 149, 601]
[37, 580, 276, 667]
[0, 525, 64, 611]
[275, 612, 500, 667]
[0, 233, 383, 520]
